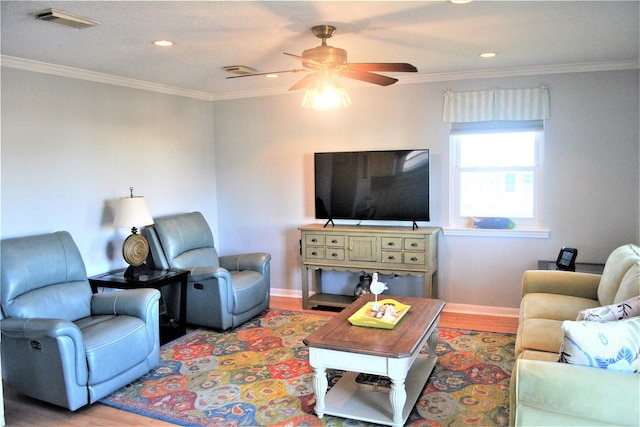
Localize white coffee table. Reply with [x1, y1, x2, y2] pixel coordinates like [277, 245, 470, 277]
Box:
[304, 295, 445, 427]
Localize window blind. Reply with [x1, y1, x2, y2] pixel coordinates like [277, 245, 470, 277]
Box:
[450, 120, 544, 135]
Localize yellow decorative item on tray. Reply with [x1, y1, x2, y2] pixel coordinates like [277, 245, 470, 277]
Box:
[348, 298, 411, 329]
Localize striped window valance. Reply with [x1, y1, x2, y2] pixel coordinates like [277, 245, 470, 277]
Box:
[442, 85, 549, 123]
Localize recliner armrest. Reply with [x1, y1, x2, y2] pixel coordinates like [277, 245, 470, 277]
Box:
[1, 317, 83, 342]
[1, 317, 88, 385]
[521, 270, 600, 299]
[219, 252, 271, 274]
[189, 266, 233, 283]
[91, 288, 160, 321]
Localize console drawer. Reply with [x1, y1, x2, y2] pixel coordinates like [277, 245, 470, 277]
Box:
[325, 248, 345, 261]
[305, 247, 325, 259]
[305, 234, 325, 246]
[381, 237, 403, 249]
[381, 250, 402, 263]
[325, 235, 345, 247]
[404, 238, 426, 251]
[403, 252, 426, 265]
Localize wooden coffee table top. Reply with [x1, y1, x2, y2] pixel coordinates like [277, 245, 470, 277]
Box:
[304, 294, 445, 358]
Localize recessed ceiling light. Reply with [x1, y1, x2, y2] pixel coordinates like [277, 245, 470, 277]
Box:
[265, 74, 278, 78]
[449, 0, 473, 4]
[153, 40, 174, 47]
[480, 52, 497, 58]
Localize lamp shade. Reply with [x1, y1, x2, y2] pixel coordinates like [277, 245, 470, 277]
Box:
[302, 78, 351, 111]
[113, 196, 154, 228]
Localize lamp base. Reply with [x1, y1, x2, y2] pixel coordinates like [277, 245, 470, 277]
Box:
[124, 263, 153, 279]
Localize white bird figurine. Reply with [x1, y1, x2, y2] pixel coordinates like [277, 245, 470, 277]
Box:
[369, 273, 388, 311]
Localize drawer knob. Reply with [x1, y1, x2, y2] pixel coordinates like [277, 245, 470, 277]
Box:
[411, 257, 418, 261]
[388, 242, 395, 246]
[311, 238, 317, 243]
[331, 252, 338, 257]
[331, 239, 338, 244]
[411, 242, 418, 247]
[388, 255, 395, 260]
[311, 251, 318, 256]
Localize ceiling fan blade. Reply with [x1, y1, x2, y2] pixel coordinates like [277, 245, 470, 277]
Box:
[283, 52, 324, 68]
[288, 73, 318, 91]
[337, 70, 398, 86]
[225, 69, 305, 79]
[347, 63, 418, 73]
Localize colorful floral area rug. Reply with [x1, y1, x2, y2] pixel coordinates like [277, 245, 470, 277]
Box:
[100, 309, 515, 426]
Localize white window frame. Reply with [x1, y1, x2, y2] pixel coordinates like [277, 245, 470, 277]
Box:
[447, 121, 548, 238]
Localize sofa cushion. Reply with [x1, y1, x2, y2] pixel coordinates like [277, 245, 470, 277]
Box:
[520, 293, 600, 322]
[1, 231, 92, 321]
[518, 349, 562, 362]
[153, 212, 220, 268]
[598, 244, 640, 305]
[78, 314, 151, 385]
[518, 318, 565, 354]
[614, 262, 640, 303]
[577, 296, 640, 322]
[559, 317, 640, 372]
[231, 270, 268, 314]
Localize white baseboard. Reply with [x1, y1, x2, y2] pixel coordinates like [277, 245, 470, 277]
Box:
[271, 288, 303, 298]
[270, 288, 519, 318]
[443, 303, 519, 318]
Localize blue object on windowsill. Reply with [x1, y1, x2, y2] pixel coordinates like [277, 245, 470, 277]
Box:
[468, 217, 516, 229]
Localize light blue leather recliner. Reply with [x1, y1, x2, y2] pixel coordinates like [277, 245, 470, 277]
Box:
[144, 212, 271, 331]
[0, 231, 160, 411]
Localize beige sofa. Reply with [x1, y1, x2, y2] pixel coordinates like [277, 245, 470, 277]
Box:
[510, 243, 640, 426]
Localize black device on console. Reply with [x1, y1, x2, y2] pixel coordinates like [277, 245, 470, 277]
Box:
[556, 246, 578, 271]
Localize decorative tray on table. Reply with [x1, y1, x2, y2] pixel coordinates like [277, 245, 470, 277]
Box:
[348, 298, 410, 329]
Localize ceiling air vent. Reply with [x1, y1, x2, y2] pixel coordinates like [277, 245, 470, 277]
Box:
[33, 8, 100, 29]
[223, 66, 258, 75]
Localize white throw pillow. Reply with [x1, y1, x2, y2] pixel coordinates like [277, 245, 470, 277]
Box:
[558, 317, 640, 372]
[576, 296, 640, 322]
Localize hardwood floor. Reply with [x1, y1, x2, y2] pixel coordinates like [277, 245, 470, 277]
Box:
[271, 296, 519, 334]
[2, 296, 518, 426]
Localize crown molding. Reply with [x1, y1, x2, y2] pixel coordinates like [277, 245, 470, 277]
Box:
[398, 59, 640, 85]
[2, 55, 638, 102]
[0, 55, 216, 101]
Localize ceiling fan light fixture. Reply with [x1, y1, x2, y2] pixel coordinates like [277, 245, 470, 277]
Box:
[302, 78, 351, 111]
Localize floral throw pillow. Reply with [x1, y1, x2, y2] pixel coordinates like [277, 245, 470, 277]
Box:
[558, 317, 640, 372]
[576, 296, 640, 322]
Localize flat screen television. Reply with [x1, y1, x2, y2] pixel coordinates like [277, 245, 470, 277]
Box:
[314, 149, 429, 226]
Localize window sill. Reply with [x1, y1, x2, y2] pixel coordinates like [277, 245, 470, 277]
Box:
[443, 228, 550, 238]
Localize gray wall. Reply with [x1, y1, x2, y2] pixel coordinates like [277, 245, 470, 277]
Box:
[2, 66, 638, 309]
[1, 67, 218, 275]
[213, 69, 639, 308]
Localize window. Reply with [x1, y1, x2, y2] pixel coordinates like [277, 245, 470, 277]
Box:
[450, 121, 544, 231]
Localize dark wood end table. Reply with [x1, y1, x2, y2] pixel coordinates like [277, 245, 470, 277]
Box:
[88, 268, 189, 344]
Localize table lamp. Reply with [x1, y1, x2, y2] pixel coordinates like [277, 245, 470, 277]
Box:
[113, 187, 154, 278]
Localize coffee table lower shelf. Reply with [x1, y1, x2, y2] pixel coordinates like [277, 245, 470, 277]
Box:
[322, 355, 437, 426]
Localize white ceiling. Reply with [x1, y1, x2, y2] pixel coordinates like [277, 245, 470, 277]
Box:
[2, 1, 639, 100]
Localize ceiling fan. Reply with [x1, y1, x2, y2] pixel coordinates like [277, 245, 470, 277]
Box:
[226, 25, 418, 92]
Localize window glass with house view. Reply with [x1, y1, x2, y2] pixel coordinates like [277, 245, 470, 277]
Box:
[450, 122, 544, 230]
